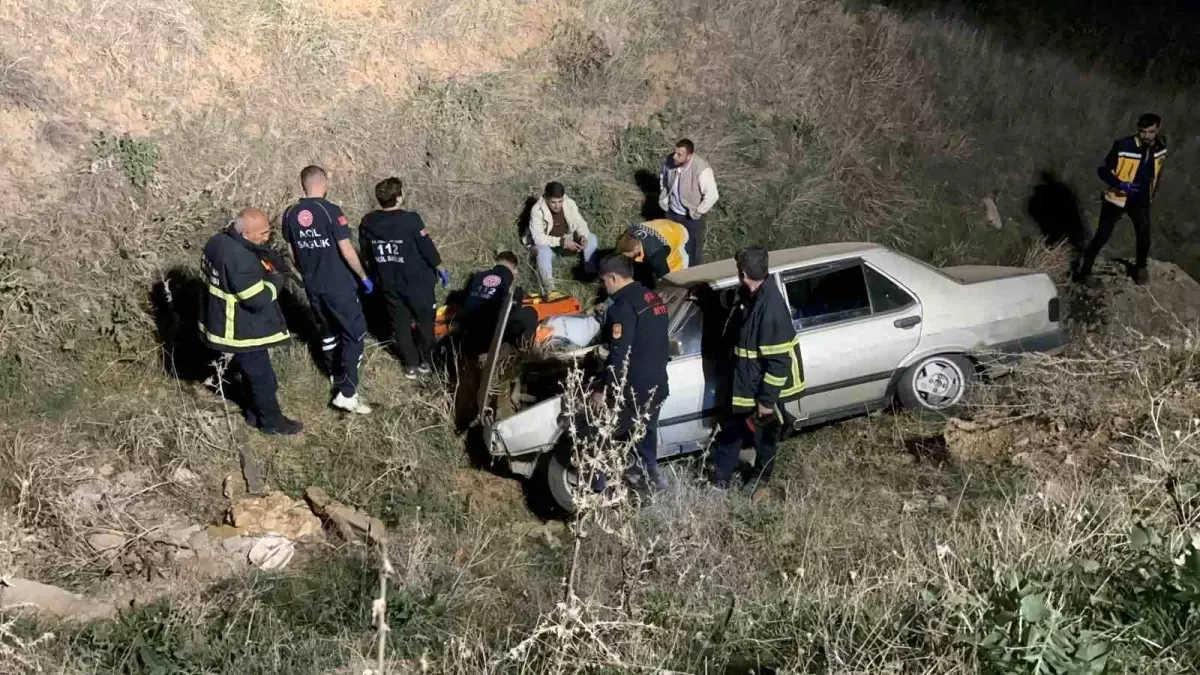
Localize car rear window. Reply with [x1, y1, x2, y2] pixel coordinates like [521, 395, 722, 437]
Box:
[864, 265, 915, 312]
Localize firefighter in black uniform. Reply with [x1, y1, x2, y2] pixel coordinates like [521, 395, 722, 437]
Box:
[590, 254, 671, 490]
[710, 246, 804, 499]
[454, 251, 539, 357]
[201, 208, 302, 435]
[358, 176, 450, 379]
[281, 165, 373, 415]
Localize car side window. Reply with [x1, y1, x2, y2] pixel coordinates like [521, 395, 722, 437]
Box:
[783, 263, 871, 329]
[863, 265, 915, 313]
[671, 302, 703, 357]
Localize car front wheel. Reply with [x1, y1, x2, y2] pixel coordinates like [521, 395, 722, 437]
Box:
[543, 451, 578, 514]
[896, 354, 974, 413]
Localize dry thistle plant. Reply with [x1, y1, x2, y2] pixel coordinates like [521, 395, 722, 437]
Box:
[498, 362, 672, 672]
[0, 608, 54, 675]
[369, 530, 396, 675]
[0, 480, 53, 674]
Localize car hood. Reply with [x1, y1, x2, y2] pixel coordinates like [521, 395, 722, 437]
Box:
[492, 395, 565, 456]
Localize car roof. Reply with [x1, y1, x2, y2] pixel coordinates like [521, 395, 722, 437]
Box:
[663, 241, 886, 287]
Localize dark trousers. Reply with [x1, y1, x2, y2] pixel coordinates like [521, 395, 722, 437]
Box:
[232, 349, 282, 429]
[308, 291, 366, 398]
[667, 210, 706, 265]
[1079, 200, 1152, 276]
[625, 391, 664, 478]
[711, 411, 782, 486]
[383, 287, 436, 368]
[584, 390, 664, 491]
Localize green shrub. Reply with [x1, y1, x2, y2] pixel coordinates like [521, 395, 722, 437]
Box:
[94, 132, 158, 189]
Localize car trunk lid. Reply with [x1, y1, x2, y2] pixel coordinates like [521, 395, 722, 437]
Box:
[940, 265, 1041, 284]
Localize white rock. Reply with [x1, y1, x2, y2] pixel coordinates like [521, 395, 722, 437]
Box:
[86, 532, 127, 552]
[247, 536, 294, 571]
[222, 536, 251, 555]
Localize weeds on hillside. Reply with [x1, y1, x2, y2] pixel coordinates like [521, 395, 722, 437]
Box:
[551, 21, 612, 85]
[0, 449, 54, 674]
[93, 132, 158, 190]
[497, 364, 670, 672]
[0, 609, 53, 675]
[920, 323, 1200, 671]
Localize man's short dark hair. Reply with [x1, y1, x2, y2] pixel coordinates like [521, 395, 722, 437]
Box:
[675, 138, 695, 154]
[598, 254, 634, 279]
[735, 246, 770, 281]
[375, 177, 404, 208]
[300, 165, 326, 190]
[543, 181, 566, 199]
[495, 250, 519, 266]
[1137, 113, 1162, 129]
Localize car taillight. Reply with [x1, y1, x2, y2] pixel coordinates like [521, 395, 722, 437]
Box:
[1048, 297, 1060, 322]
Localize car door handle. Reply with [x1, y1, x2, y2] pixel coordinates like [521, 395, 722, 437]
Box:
[894, 315, 921, 329]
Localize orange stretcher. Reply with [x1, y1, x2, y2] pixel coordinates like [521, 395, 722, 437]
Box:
[431, 292, 583, 340]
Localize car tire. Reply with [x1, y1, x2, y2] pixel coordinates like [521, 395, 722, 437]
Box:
[896, 354, 975, 415]
[542, 450, 578, 515]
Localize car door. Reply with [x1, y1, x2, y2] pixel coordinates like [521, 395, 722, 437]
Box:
[777, 260, 923, 421]
[656, 285, 738, 456]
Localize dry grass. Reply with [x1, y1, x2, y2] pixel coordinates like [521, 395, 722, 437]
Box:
[2, 0, 1200, 671]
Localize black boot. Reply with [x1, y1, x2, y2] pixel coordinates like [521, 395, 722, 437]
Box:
[261, 416, 304, 436]
[1071, 256, 1094, 284]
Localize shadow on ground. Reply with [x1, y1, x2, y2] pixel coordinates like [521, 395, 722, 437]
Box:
[1027, 169, 1090, 254]
[149, 266, 216, 384]
[634, 168, 664, 221]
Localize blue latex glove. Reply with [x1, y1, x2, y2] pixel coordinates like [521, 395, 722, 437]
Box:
[437, 268, 450, 288]
[360, 277, 374, 295]
[1119, 182, 1141, 194]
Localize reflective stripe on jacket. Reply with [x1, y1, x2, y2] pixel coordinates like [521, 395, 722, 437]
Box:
[1101, 135, 1167, 208]
[200, 228, 290, 353]
[730, 280, 804, 411]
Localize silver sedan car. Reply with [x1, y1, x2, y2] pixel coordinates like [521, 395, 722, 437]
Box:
[475, 242, 1068, 510]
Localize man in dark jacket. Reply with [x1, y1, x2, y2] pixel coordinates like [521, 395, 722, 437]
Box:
[359, 177, 451, 379]
[454, 251, 539, 357]
[590, 254, 671, 489]
[201, 208, 302, 435]
[280, 165, 373, 414]
[1074, 113, 1168, 286]
[710, 246, 804, 498]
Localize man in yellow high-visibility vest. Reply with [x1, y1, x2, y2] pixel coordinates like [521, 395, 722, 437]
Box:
[1074, 113, 1167, 286]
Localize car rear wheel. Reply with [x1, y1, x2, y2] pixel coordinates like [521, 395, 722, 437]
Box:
[896, 354, 974, 414]
[543, 451, 578, 514]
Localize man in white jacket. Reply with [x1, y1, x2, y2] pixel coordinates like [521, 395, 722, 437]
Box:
[525, 181, 599, 289]
[659, 138, 719, 264]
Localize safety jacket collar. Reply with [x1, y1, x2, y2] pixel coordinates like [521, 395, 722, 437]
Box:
[224, 226, 267, 255]
[609, 280, 640, 303]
